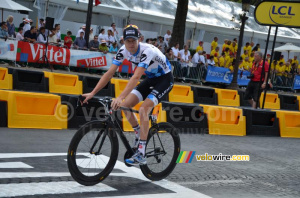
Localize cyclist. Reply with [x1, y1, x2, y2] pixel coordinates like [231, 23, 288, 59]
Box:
[82, 25, 174, 165]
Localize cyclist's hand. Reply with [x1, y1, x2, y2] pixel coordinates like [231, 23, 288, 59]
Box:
[111, 97, 123, 110]
[81, 93, 94, 105]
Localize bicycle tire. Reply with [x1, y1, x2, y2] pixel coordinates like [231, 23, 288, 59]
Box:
[67, 120, 119, 186]
[140, 122, 181, 181]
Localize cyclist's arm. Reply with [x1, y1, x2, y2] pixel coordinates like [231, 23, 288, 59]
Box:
[90, 64, 118, 96]
[118, 67, 145, 100]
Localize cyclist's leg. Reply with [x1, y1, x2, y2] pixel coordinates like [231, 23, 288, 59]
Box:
[121, 93, 140, 127]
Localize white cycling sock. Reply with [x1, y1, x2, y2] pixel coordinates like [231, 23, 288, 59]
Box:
[133, 125, 141, 140]
[138, 140, 147, 157]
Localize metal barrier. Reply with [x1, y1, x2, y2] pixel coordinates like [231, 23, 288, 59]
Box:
[169, 61, 203, 83]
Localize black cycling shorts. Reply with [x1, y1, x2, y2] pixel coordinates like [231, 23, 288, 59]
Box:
[131, 72, 174, 105]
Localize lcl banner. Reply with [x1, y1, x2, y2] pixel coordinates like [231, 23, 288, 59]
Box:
[255, 1, 300, 27]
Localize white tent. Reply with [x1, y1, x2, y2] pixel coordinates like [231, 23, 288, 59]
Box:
[0, 0, 32, 21]
[274, 43, 300, 59]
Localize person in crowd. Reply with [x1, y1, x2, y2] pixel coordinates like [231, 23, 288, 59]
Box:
[157, 36, 167, 54]
[278, 55, 285, 64]
[37, 27, 47, 44]
[48, 28, 58, 44]
[98, 28, 106, 43]
[243, 42, 251, 54]
[171, 43, 181, 61]
[76, 25, 85, 37]
[165, 48, 174, 61]
[110, 23, 119, 41]
[196, 41, 204, 53]
[16, 27, 24, 41]
[210, 46, 220, 57]
[74, 31, 87, 49]
[249, 42, 255, 54]
[252, 43, 260, 52]
[55, 24, 61, 42]
[24, 26, 37, 43]
[38, 18, 44, 29]
[89, 27, 94, 42]
[109, 42, 118, 54]
[224, 47, 230, 57]
[180, 44, 191, 82]
[22, 19, 31, 35]
[145, 38, 152, 44]
[244, 51, 269, 108]
[99, 39, 109, 54]
[211, 36, 218, 51]
[164, 30, 171, 43]
[64, 31, 73, 49]
[222, 39, 228, 52]
[89, 35, 99, 51]
[249, 52, 255, 63]
[19, 18, 26, 29]
[213, 52, 219, 66]
[192, 50, 202, 67]
[105, 29, 115, 47]
[243, 57, 252, 71]
[241, 50, 249, 61]
[224, 51, 231, 68]
[118, 36, 124, 48]
[231, 41, 237, 54]
[291, 56, 299, 67]
[275, 62, 285, 86]
[266, 54, 271, 65]
[238, 57, 244, 70]
[218, 52, 226, 67]
[6, 15, 15, 38]
[0, 22, 8, 39]
[207, 55, 215, 66]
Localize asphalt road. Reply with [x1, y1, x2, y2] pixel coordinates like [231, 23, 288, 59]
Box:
[0, 128, 300, 198]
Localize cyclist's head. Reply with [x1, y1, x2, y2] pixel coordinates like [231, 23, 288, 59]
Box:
[123, 24, 139, 54]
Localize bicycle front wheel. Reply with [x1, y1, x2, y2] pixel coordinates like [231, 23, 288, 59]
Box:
[67, 120, 119, 186]
[140, 122, 181, 181]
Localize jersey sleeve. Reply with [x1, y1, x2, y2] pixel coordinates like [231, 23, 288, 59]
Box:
[112, 47, 126, 66]
[137, 48, 154, 69]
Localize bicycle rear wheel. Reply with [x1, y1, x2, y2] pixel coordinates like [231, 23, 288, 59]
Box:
[140, 122, 181, 181]
[67, 120, 119, 186]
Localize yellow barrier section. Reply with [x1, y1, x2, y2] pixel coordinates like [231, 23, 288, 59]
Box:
[201, 104, 246, 136]
[0, 90, 67, 129]
[44, 72, 82, 95]
[122, 102, 166, 132]
[260, 93, 280, 109]
[214, 88, 240, 107]
[274, 110, 300, 138]
[297, 96, 300, 111]
[0, 67, 12, 90]
[168, 84, 194, 103]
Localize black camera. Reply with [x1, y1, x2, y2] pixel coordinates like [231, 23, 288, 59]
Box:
[247, 74, 254, 79]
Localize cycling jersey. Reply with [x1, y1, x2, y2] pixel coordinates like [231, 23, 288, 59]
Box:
[112, 43, 172, 78]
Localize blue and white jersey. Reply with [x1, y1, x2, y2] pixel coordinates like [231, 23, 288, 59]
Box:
[112, 43, 172, 78]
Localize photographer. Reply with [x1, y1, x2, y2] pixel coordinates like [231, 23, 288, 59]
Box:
[244, 51, 269, 109]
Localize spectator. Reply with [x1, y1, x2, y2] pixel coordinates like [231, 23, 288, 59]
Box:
[73, 31, 87, 49]
[15, 27, 24, 41]
[164, 30, 172, 43]
[55, 24, 61, 42]
[165, 48, 174, 61]
[37, 27, 47, 44]
[76, 25, 85, 37]
[109, 42, 118, 54]
[207, 55, 215, 66]
[22, 19, 31, 35]
[171, 43, 180, 61]
[252, 43, 260, 52]
[192, 50, 203, 67]
[249, 52, 255, 63]
[244, 51, 269, 108]
[224, 47, 230, 57]
[291, 56, 299, 67]
[241, 50, 249, 60]
[48, 28, 57, 43]
[219, 52, 226, 67]
[139, 34, 144, 43]
[24, 26, 37, 43]
[271, 60, 278, 72]
[6, 15, 15, 38]
[118, 36, 124, 48]
[99, 40, 109, 54]
[146, 38, 152, 44]
[98, 28, 106, 43]
[210, 46, 220, 57]
[243, 57, 252, 71]
[38, 18, 44, 29]
[89, 35, 99, 51]
[278, 55, 285, 64]
[200, 51, 207, 65]
[179, 45, 191, 60]
[238, 57, 244, 70]
[275, 62, 285, 86]
[249, 42, 255, 54]
[243, 42, 251, 55]
[225, 51, 231, 68]
[0, 22, 8, 39]
[105, 29, 115, 47]
[222, 39, 228, 52]
[196, 41, 203, 53]
[19, 18, 26, 29]
[211, 37, 218, 51]
[180, 44, 191, 82]
[214, 53, 219, 66]
[89, 27, 94, 42]
[231, 41, 237, 54]
[266, 54, 271, 65]
[64, 31, 73, 49]
[157, 36, 167, 54]
[109, 23, 119, 41]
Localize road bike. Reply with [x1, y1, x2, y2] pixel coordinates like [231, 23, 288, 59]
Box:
[67, 96, 181, 186]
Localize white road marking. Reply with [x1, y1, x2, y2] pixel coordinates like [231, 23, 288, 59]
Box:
[0, 162, 33, 169]
[0, 153, 212, 198]
[0, 181, 116, 197]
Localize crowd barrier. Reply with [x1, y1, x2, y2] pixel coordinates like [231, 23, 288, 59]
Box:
[79, 75, 115, 97]
[0, 67, 12, 90]
[275, 110, 300, 138]
[191, 86, 218, 105]
[168, 84, 194, 103]
[214, 88, 240, 107]
[259, 93, 280, 110]
[278, 94, 299, 111]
